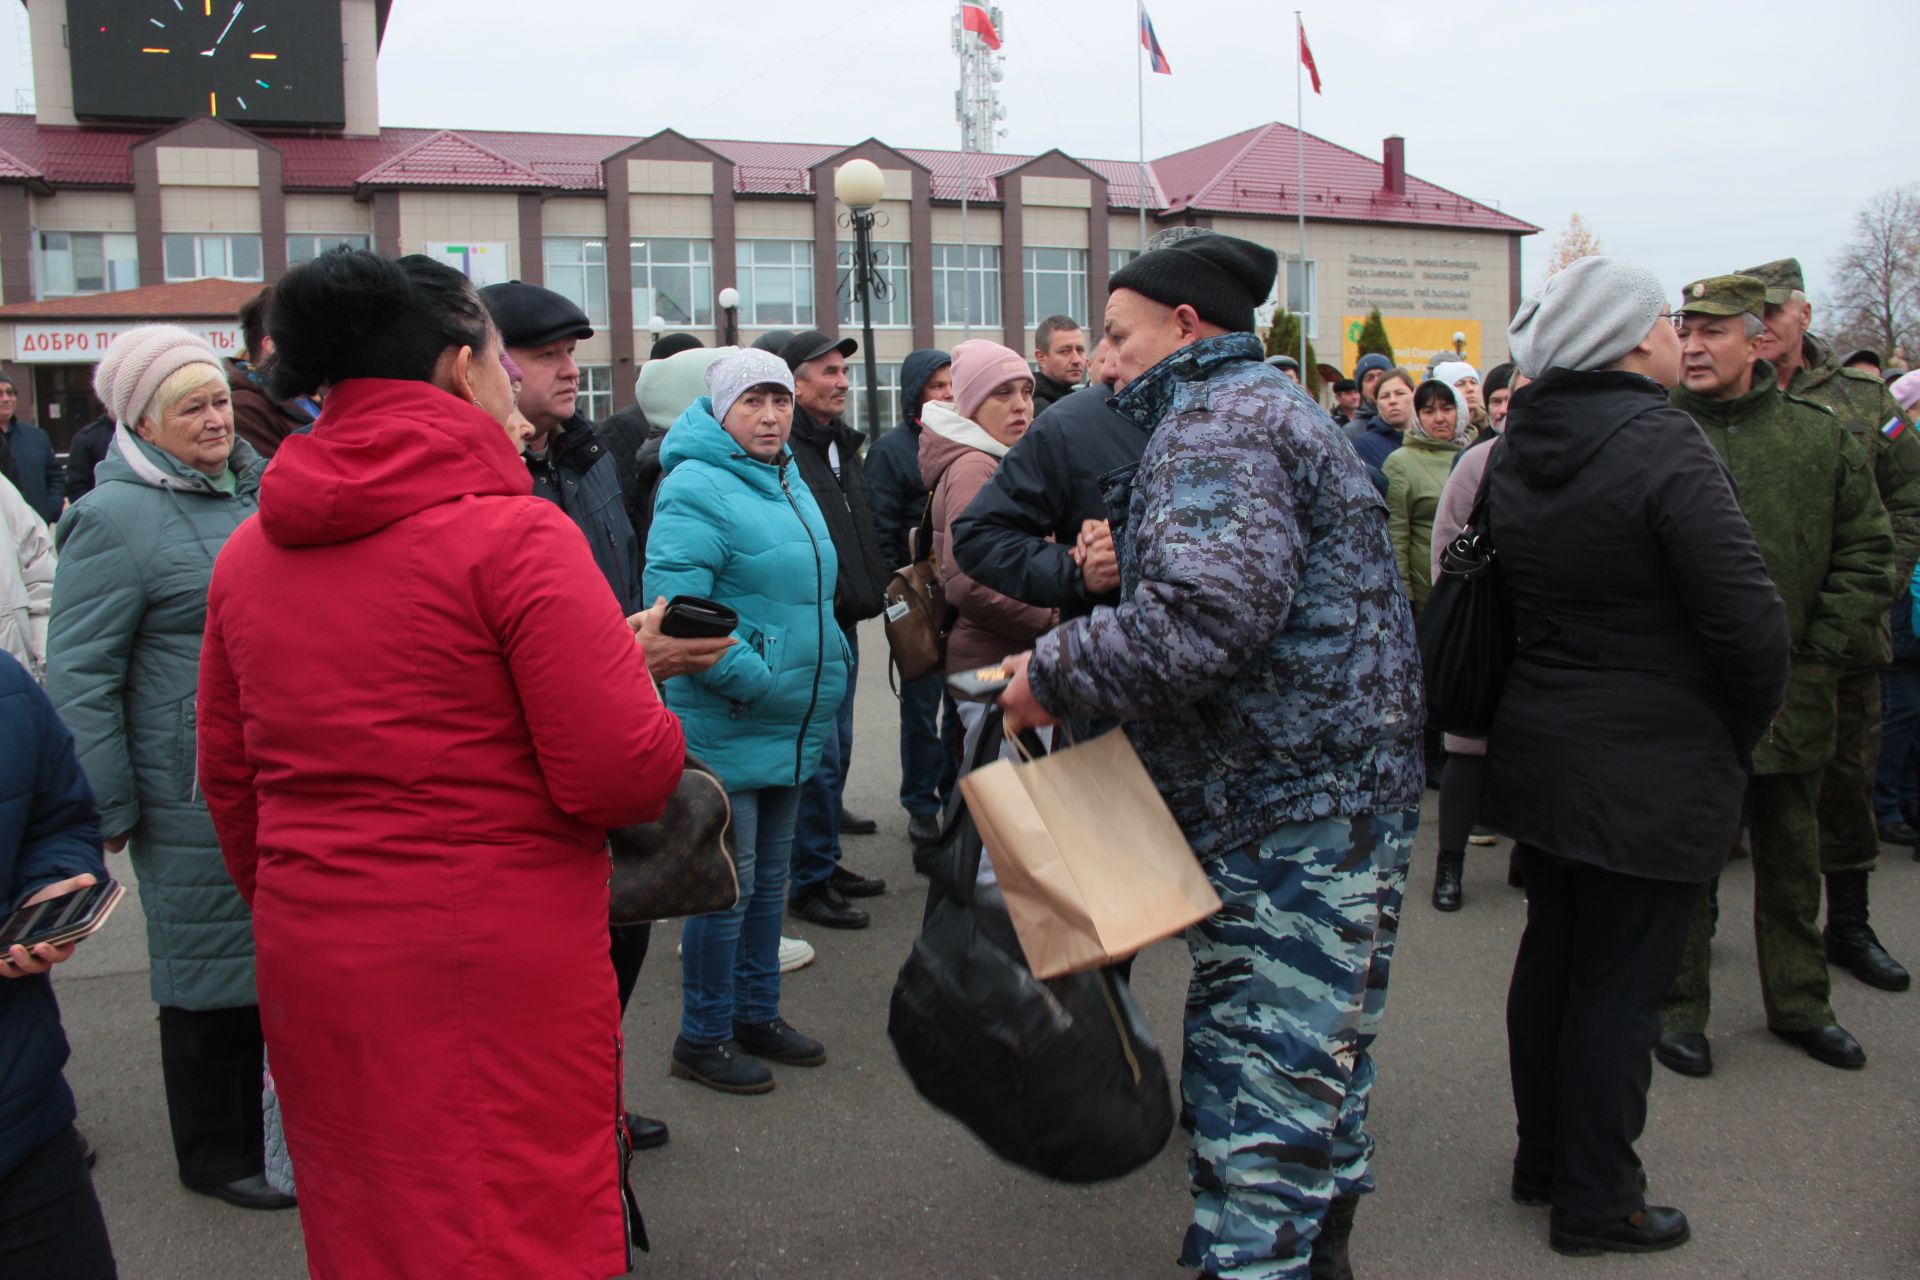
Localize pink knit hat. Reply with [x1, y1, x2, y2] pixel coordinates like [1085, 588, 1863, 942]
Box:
[92, 324, 225, 427]
[1892, 369, 1920, 415]
[950, 339, 1034, 420]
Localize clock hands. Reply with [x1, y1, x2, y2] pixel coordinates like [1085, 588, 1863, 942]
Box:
[201, 2, 244, 58]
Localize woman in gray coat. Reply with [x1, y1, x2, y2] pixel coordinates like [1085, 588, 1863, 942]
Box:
[45, 326, 287, 1211]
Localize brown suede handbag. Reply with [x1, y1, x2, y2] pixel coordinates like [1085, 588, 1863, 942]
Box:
[608, 756, 740, 923]
[883, 500, 955, 685]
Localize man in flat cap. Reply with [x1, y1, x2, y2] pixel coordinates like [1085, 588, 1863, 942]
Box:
[998, 233, 1424, 1279]
[1741, 257, 1919, 993]
[1657, 275, 1895, 1078]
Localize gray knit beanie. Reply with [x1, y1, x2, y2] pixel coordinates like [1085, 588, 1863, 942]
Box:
[92, 324, 225, 427]
[1508, 256, 1667, 377]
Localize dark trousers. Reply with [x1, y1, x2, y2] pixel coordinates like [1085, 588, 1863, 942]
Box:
[0, 1126, 116, 1279]
[1817, 669, 1882, 875]
[1873, 668, 1920, 827]
[157, 1004, 265, 1190]
[610, 922, 651, 1015]
[1437, 751, 1486, 853]
[1506, 846, 1697, 1223]
[897, 670, 962, 817]
[791, 625, 858, 895]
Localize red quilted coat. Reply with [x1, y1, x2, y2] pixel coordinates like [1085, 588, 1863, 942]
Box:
[196, 378, 685, 1280]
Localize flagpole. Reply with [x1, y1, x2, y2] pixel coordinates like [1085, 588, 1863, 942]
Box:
[1137, 2, 1147, 252]
[1295, 11, 1308, 382]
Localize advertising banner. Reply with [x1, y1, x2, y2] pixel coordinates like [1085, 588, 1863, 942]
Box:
[13, 321, 244, 364]
[1340, 317, 1481, 374]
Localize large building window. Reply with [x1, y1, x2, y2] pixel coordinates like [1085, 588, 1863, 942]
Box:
[37, 232, 138, 298]
[846, 360, 903, 440]
[544, 237, 609, 328]
[836, 242, 910, 328]
[631, 237, 713, 328]
[1023, 247, 1088, 330]
[288, 233, 370, 265]
[737, 240, 815, 327]
[1110, 247, 1140, 276]
[930, 243, 1000, 328]
[162, 233, 263, 282]
[579, 365, 613, 423]
[1285, 259, 1317, 336]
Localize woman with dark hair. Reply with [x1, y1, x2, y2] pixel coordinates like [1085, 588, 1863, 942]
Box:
[194, 249, 694, 1278]
[1383, 376, 1465, 615]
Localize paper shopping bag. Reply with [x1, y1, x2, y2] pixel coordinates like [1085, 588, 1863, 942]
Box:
[959, 727, 1221, 979]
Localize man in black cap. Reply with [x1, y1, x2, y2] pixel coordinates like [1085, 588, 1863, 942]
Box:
[781, 330, 892, 930]
[479, 280, 665, 1150]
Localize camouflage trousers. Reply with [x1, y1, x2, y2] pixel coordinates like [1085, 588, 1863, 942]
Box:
[1662, 769, 1834, 1035]
[1817, 669, 1883, 875]
[1178, 808, 1416, 1280]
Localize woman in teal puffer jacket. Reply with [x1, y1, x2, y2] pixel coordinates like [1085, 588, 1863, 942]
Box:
[644, 348, 849, 1096]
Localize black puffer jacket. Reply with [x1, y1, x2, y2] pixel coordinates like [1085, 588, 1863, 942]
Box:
[788, 406, 889, 625]
[863, 349, 953, 571]
[527, 413, 643, 613]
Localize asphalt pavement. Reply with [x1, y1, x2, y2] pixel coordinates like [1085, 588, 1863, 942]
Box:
[53, 619, 1920, 1278]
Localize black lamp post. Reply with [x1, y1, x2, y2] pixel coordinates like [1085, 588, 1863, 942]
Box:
[835, 158, 891, 448]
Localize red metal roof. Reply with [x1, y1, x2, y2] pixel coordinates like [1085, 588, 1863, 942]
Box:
[0, 114, 1534, 234]
[0, 278, 263, 319]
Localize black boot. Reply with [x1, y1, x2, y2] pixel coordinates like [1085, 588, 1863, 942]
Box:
[1824, 870, 1911, 992]
[1308, 1194, 1356, 1280]
[1432, 850, 1464, 912]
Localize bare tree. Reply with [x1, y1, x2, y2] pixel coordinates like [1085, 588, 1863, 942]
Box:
[1545, 212, 1602, 276]
[1826, 185, 1920, 360]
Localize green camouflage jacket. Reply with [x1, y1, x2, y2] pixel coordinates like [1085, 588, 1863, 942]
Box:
[1786, 332, 1920, 668]
[1672, 361, 1895, 774]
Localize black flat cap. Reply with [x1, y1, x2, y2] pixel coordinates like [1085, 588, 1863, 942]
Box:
[751, 329, 796, 357]
[479, 282, 594, 348]
[1842, 348, 1883, 369]
[649, 332, 703, 361]
[782, 329, 859, 371]
[1108, 234, 1279, 334]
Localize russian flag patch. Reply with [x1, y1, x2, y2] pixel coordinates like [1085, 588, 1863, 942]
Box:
[1884, 415, 1909, 441]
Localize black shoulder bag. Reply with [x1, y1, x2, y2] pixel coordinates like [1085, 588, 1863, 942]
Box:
[1416, 447, 1516, 738]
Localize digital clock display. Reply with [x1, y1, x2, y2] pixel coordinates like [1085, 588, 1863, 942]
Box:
[68, 0, 345, 128]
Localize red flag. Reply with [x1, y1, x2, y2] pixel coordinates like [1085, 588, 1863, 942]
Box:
[1299, 22, 1322, 94]
[961, 1, 1001, 51]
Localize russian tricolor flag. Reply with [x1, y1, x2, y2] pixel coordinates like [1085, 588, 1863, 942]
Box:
[1883, 415, 1909, 441]
[1140, 5, 1171, 75]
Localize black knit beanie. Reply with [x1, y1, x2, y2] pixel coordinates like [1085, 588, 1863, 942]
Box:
[1107, 234, 1279, 334]
[1483, 362, 1514, 396]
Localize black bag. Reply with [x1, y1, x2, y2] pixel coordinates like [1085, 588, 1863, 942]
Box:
[1417, 448, 1515, 737]
[887, 709, 1175, 1183]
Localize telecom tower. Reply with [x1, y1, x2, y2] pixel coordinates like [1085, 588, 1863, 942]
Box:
[952, 4, 1007, 154]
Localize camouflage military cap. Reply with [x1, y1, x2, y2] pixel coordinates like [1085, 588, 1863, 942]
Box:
[1736, 257, 1805, 305]
[1678, 274, 1765, 318]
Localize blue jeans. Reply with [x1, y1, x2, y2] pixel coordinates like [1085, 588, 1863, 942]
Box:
[679, 785, 802, 1043]
[1874, 668, 1920, 827]
[898, 670, 962, 816]
[790, 624, 857, 894]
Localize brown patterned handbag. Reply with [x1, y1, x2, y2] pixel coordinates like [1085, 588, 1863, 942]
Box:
[608, 756, 740, 923]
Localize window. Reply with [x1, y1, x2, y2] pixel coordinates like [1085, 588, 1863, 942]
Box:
[631, 237, 713, 327]
[36, 232, 138, 297]
[1109, 247, 1140, 277]
[288, 233, 370, 265]
[737, 239, 815, 327]
[845, 361, 903, 440]
[836, 242, 910, 328]
[544, 237, 609, 328]
[162, 233, 263, 282]
[1022, 247, 1088, 330]
[1260, 259, 1317, 336]
[930, 243, 1001, 328]
[579, 365, 613, 423]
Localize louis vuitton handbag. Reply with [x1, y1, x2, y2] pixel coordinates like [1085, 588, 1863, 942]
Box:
[608, 756, 740, 923]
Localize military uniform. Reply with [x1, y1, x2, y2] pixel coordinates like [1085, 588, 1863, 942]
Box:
[1660, 276, 1897, 1043]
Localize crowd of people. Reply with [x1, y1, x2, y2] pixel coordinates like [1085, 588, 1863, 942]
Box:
[0, 225, 1915, 1280]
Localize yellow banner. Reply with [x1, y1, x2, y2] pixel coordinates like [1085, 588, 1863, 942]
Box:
[1340, 317, 1482, 376]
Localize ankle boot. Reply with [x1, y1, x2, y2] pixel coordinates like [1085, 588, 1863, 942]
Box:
[1308, 1193, 1356, 1280]
[1824, 871, 1911, 991]
[1432, 850, 1464, 912]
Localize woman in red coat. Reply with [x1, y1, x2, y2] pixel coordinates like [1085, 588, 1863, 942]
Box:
[195, 250, 687, 1279]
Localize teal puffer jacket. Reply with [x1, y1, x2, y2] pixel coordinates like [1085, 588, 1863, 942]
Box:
[46, 427, 265, 1011]
[644, 399, 849, 791]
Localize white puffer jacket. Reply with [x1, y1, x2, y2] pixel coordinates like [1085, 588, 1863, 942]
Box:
[0, 479, 54, 679]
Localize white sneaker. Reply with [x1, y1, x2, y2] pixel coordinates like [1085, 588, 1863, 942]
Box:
[778, 936, 817, 974]
[1468, 827, 1498, 846]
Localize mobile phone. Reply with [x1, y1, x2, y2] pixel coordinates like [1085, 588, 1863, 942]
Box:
[0, 880, 125, 953]
[659, 596, 738, 640]
[947, 664, 1014, 701]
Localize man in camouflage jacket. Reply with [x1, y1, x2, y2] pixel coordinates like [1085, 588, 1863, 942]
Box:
[1741, 257, 1917, 993]
[999, 234, 1424, 1280]
[1658, 276, 1896, 1078]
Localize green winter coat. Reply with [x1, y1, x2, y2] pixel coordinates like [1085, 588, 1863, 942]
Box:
[1785, 332, 1920, 669]
[1672, 362, 1895, 776]
[46, 427, 265, 1010]
[1383, 430, 1462, 612]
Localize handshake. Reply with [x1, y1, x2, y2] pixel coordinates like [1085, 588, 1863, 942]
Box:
[1070, 519, 1119, 594]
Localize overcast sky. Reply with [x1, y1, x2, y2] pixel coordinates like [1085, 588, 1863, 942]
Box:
[1, 0, 1907, 309]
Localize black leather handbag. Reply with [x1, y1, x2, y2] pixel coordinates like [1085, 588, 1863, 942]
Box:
[1417, 452, 1515, 738]
[607, 756, 740, 923]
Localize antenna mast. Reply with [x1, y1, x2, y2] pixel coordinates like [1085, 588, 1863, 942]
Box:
[952, 4, 1007, 337]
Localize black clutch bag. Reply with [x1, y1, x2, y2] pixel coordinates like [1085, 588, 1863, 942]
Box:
[660, 596, 738, 639]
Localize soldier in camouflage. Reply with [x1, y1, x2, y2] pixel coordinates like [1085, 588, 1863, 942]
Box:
[1739, 257, 1916, 993]
[998, 233, 1424, 1280]
[1656, 276, 1897, 1077]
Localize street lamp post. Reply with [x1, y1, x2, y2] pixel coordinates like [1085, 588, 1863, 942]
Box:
[834, 158, 890, 448]
[717, 286, 741, 347]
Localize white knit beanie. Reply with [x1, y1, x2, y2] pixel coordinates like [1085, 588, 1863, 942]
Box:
[1507, 256, 1667, 378]
[1431, 360, 1480, 387]
[638, 346, 735, 428]
[92, 325, 225, 427]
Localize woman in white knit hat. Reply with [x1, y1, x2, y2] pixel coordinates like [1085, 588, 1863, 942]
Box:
[43, 325, 286, 1210]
